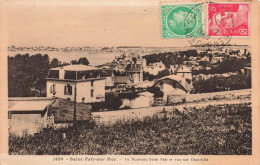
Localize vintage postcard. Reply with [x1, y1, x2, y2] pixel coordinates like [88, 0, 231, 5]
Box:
[0, 0, 260, 165]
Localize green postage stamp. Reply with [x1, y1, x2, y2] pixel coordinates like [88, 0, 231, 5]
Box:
[161, 3, 203, 38]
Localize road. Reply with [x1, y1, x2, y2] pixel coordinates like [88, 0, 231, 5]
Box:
[92, 98, 251, 124]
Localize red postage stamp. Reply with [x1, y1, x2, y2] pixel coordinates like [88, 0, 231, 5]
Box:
[208, 3, 250, 37]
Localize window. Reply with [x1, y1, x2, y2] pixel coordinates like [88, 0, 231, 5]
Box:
[64, 71, 76, 80]
[91, 80, 94, 86]
[50, 84, 56, 95]
[91, 89, 94, 97]
[48, 70, 59, 79]
[82, 97, 85, 102]
[64, 84, 72, 95]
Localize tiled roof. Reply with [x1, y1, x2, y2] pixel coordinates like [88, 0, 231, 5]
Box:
[8, 97, 55, 111]
[174, 65, 191, 74]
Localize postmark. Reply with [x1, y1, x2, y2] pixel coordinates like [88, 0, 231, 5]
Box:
[208, 3, 250, 37]
[184, 2, 235, 48]
[161, 3, 203, 38]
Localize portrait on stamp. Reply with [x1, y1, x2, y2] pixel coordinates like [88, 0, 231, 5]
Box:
[161, 4, 203, 38]
[208, 3, 250, 36]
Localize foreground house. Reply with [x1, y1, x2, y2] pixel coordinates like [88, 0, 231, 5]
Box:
[46, 64, 105, 103]
[8, 97, 92, 136]
[8, 97, 55, 136]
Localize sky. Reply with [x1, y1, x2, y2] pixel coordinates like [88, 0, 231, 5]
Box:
[2, 0, 250, 47]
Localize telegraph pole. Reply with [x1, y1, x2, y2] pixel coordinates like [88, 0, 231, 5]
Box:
[73, 83, 77, 124]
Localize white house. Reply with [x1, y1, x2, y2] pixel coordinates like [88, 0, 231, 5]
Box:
[46, 64, 106, 103]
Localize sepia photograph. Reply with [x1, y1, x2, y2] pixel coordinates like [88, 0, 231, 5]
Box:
[0, 0, 260, 164]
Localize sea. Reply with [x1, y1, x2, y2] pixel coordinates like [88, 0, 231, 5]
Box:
[8, 51, 121, 66]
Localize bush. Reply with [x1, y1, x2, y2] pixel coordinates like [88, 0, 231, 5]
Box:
[91, 92, 139, 111]
[193, 74, 251, 93]
[9, 103, 251, 155]
[147, 86, 164, 97]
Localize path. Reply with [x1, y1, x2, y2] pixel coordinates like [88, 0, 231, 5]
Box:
[92, 98, 251, 124]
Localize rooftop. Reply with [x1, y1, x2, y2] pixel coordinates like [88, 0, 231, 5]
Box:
[154, 75, 193, 92]
[8, 99, 54, 112]
[51, 64, 100, 71]
[174, 65, 191, 74]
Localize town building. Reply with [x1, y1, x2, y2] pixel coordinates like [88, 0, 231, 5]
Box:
[114, 76, 130, 90]
[125, 64, 143, 84]
[100, 69, 114, 88]
[46, 64, 106, 103]
[170, 64, 192, 80]
[144, 61, 165, 75]
[153, 75, 193, 100]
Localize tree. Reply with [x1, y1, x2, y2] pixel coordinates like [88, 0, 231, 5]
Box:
[157, 69, 170, 79]
[78, 57, 89, 65]
[50, 58, 60, 68]
[147, 86, 163, 97]
[8, 53, 50, 97]
[193, 74, 251, 93]
[132, 57, 137, 64]
[143, 72, 155, 81]
[71, 60, 78, 64]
